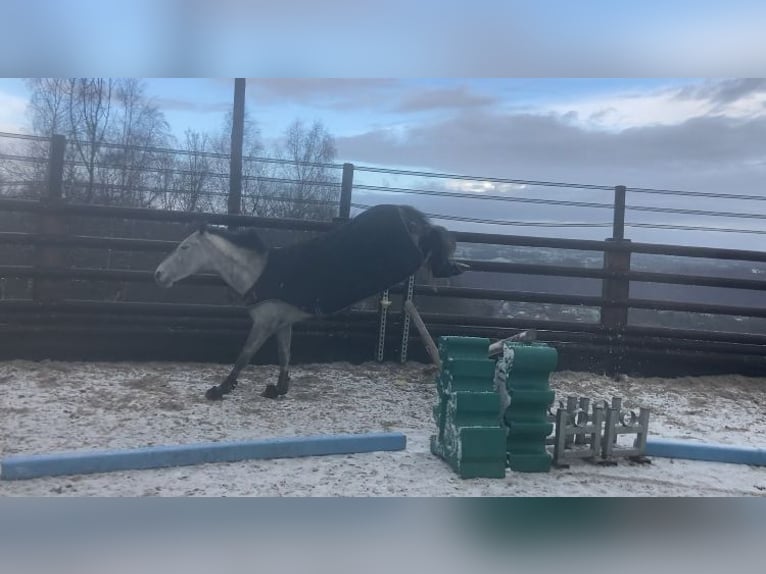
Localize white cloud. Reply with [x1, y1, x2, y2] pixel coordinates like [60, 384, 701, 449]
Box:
[716, 91, 766, 119]
[0, 89, 27, 133]
[549, 91, 710, 130]
[443, 180, 526, 194]
[337, 106, 766, 196]
[544, 82, 766, 132]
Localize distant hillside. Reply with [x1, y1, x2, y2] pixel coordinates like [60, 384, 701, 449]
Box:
[442, 243, 766, 335]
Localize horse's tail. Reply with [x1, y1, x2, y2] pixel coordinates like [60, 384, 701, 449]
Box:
[420, 223, 470, 278]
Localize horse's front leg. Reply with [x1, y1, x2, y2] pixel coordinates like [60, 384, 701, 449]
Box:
[261, 324, 292, 399]
[206, 321, 275, 400]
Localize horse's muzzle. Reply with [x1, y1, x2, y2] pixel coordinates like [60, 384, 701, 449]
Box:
[154, 269, 172, 288]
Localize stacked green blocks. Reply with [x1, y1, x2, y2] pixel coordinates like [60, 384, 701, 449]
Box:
[496, 341, 557, 472]
[430, 336, 507, 478]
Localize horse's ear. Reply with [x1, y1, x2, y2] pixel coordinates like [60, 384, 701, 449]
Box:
[197, 221, 208, 234]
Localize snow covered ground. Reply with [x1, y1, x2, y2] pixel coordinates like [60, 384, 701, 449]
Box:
[1, 359, 764, 496]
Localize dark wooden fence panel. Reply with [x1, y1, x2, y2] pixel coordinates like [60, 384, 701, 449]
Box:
[1, 183, 765, 375]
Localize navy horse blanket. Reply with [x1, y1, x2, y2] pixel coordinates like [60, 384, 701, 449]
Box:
[245, 205, 424, 315]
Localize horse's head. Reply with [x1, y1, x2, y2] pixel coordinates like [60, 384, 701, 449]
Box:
[155, 224, 212, 288]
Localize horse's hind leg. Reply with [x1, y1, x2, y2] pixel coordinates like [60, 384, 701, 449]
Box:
[262, 324, 292, 399]
[430, 258, 469, 278]
[206, 301, 309, 401]
[423, 226, 469, 278]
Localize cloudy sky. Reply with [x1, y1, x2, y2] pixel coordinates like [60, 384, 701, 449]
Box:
[1, 77, 764, 248]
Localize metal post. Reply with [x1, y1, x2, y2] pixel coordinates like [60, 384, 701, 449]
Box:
[601, 247, 631, 330]
[376, 289, 390, 362]
[33, 134, 66, 303]
[601, 185, 631, 375]
[612, 185, 626, 241]
[228, 78, 246, 222]
[399, 275, 416, 363]
[338, 163, 354, 220]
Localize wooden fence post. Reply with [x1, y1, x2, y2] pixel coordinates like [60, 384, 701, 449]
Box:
[228, 78, 246, 223]
[338, 163, 354, 220]
[611, 184, 626, 241]
[33, 134, 66, 303]
[601, 185, 631, 374]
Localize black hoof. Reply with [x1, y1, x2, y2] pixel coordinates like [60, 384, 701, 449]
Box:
[261, 384, 280, 399]
[206, 386, 225, 400]
[276, 372, 290, 395]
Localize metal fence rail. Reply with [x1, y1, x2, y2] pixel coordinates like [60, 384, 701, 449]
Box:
[1, 193, 765, 370]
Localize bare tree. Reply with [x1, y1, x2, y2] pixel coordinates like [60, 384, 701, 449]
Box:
[0, 134, 44, 199]
[212, 110, 266, 216]
[24, 78, 173, 207]
[169, 129, 215, 212]
[264, 119, 339, 220]
[26, 78, 69, 137]
[66, 78, 114, 203]
[99, 79, 171, 206]
[20, 79, 341, 217]
[3, 79, 72, 194]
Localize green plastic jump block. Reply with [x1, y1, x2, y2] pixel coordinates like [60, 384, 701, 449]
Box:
[433, 391, 504, 451]
[439, 362, 496, 393]
[449, 392, 503, 428]
[431, 427, 507, 479]
[431, 336, 512, 480]
[505, 389, 556, 407]
[432, 414, 506, 473]
[443, 357, 496, 379]
[438, 336, 490, 361]
[498, 342, 557, 474]
[507, 452, 552, 473]
[432, 402, 444, 425]
[458, 427, 507, 459]
[457, 460, 507, 479]
[505, 421, 554, 439]
[438, 373, 495, 394]
[457, 427, 507, 479]
[501, 342, 558, 381]
[432, 402, 444, 435]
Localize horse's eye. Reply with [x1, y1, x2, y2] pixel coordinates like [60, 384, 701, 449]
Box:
[180, 245, 190, 251]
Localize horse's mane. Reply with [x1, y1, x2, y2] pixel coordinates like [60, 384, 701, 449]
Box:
[205, 226, 267, 253]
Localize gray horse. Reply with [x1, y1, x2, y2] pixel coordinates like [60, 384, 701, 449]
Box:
[155, 204, 467, 400]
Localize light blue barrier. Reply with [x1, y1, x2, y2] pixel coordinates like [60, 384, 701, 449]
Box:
[645, 438, 766, 466]
[0, 432, 407, 481]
